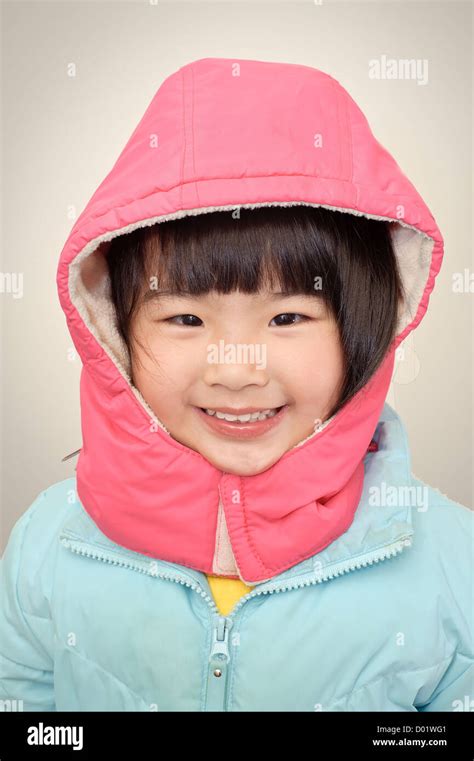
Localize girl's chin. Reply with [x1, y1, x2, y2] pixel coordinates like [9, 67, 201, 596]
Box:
[195, 436, 289, 473]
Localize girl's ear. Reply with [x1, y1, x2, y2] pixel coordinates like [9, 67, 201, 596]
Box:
[80, 246, 108, 294]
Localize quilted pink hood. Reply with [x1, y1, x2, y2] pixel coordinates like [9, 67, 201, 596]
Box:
[57, 57, 443, 584]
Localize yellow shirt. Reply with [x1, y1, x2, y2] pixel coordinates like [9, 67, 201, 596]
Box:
[206, 574, 253, 616]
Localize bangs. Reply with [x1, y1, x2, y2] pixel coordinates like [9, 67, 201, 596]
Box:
[138, 205, 340, 306]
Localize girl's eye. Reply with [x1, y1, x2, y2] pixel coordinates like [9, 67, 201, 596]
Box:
[163, 313, 310, 327]
[270, 313, 310, 327]
[164, 314, 203, 327]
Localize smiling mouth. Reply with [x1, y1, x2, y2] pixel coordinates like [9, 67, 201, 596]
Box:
[199, 406, 285, 422]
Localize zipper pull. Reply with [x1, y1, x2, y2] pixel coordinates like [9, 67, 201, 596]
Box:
[209, 616, 232, 663]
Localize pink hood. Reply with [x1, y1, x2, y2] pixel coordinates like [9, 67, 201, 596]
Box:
[57, 57, 443, 584]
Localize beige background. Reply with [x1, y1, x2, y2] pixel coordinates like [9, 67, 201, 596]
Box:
[1, 0, 472, 552]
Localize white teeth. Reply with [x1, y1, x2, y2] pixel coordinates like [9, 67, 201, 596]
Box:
[204, 408, 279, 422]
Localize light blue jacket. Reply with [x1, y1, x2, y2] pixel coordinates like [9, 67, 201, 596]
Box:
[1, 403, 473, 712]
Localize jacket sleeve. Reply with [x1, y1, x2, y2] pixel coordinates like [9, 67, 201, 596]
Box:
[0, 492, 56, 711]
[416, 651, 474, 712]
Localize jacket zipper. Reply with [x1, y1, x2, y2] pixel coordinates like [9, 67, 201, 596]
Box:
[231, 534, 413, 616]
[59, 534, 221, 612]
[59, 534, 230, 710]
[59, 532, 412, 710]
[210, 616, 231, 658]
[60, 531, 412, 614]
[59, 532, 413, 616]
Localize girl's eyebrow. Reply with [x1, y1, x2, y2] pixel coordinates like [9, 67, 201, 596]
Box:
[142, 289, 194, 303]
[143, 289, 322, 303]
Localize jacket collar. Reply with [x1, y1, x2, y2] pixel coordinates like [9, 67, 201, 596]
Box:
[59, 401, 414, 591]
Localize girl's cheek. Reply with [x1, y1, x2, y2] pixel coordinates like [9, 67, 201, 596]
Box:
[274, 323, 343, 368]
[292, 333, 345, 396]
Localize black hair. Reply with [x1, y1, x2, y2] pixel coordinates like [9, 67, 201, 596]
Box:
[105, 205, 405, 420]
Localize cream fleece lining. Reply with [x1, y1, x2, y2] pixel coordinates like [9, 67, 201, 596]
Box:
[68, 201, 434, 583]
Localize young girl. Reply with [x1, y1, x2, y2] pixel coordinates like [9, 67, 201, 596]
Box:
[1, 57, 472, 712]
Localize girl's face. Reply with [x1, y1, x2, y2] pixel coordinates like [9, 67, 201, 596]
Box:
[130, 289, 345, 476]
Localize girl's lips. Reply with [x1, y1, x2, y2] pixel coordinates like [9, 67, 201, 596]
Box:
[194, 405, 289, 439]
